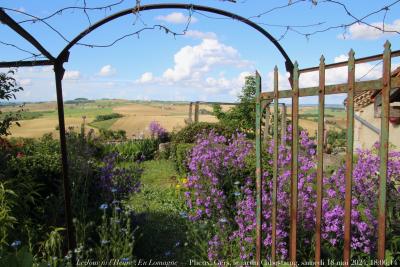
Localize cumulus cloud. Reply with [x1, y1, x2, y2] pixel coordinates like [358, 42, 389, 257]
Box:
[64, 70, 81, 80]
[162, 38, 251, 82]
[184, 30, 217, 40]
[155, 12, 198, 24]
[98, 65, 116, 76]
[339, 20, 400, 40]
[136, 72, 154, 84]
[334, 54, 349, 63]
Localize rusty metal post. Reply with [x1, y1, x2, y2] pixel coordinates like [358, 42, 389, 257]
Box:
[344, 49, 355, 266]
[271, 66, 279, 264]
[188, 102, 193, 123]
[281, 104, 287, 147]
[315, 55, 325, 266]
[54, 58, 76, 254]
[255, 71, 263, 267]
[289, 62, 299, 266]
[264, 105, 270, 144]
[194, 101, 199, 123]
[377, 41, 391, 266]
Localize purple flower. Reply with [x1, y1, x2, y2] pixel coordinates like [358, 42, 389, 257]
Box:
[149, 121, 168, 141]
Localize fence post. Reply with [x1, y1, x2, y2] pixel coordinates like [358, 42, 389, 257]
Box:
[271, 66, 279, 264]
[315, 55, 325, 266]
[255, 71, 263, 267]
[377, 41, 391, 266]
[289, 62, 299, 266]
[344, 49, 355, 267]
[264, 105, 270, 144]
[194, 101, 199, 123]
[281, 104, 287, 147]
[188, 102, 193, 123]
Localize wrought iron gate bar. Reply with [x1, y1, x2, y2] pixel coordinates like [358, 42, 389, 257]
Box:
[0, 59, 54, 68]
[343, 49, 355, 267]
[289, 62, 300, 266]
[255, 72, 263, 267]
[315, 55, 325, 267]
[261, 77, 400, 99]
[0, 8, 55, 60]
[377, 41, 391, 267]
[299, 49, 400, 74]
[259, 42, 395, 265]
[271, 66, 279, 264]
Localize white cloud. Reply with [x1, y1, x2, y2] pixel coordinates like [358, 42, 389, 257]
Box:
[339, 20, 400, 40]
[64, 70, 81, 80]
[98, 65, 116, 76]
[185, 30, 217, 40]
[334, 54, 348, 63]
[155, 12, 198, 24]
[162, 38, 251, 82]
[19, 79, 32, 86]
[136, 72, 154, 84]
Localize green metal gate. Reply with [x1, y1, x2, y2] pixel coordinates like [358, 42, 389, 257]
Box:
[255, 41, 399, 267]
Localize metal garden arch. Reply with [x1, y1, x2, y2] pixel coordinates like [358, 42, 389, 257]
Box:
[1, 3, 294, 265]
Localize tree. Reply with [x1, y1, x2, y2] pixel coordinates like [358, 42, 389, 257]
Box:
[0, 70, 23, 136]
[213, 75, 257, 134]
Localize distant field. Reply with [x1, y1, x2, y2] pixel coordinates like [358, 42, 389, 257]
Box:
[286, 106, 346, 135]
[2, 100, 220, 139]
[1, 100, 346, 139]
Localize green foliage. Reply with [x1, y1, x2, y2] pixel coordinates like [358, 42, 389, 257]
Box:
[172, 143, 194, 175]
[0, 71, 23, 136]
[93, 207, 136, 262]
[212, 75, 257, 134]
[39, 227, 65, 265]
[0, 183, 17, 249]
[326, 129, 346, 153]
[172, 122, 235, 144]
[64, 98, 94, 104]
[104, 139, 159, 161]
[0, 246, 40, 267]
[93, 113, 123, 122]
[98, 129, 127, 141]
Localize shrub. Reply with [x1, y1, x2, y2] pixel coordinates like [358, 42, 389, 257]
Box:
[172, 122, 235, 144]
[99, 153, 141, 201]
[0, 183, 17, 249]
[99, 129, 127, 141]
[183, 127, 400, 262]
[149, 121, 169, 142]
[0, 70, 23, 137]
[93, 113, 123, 122]
[104, 139, 159, 162]
[173, 143, 194, 175]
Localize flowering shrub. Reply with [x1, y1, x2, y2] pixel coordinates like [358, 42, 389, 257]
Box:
[184, 127, 400, 263]
[149, 121, 168, 142]
[184, 131, 253, 262]
[185, 131, 253, 222]
[99, 153, 141, 201]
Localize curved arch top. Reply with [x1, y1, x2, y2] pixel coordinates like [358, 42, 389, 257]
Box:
[57, 3, 294, 73]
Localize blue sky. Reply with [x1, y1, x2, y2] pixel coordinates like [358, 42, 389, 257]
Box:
[1, 0, 399, 104]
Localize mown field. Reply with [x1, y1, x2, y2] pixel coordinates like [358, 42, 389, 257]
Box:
[0, 100, 346, 139]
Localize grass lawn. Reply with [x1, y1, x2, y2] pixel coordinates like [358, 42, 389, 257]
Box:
[127, 159, 190, 262]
